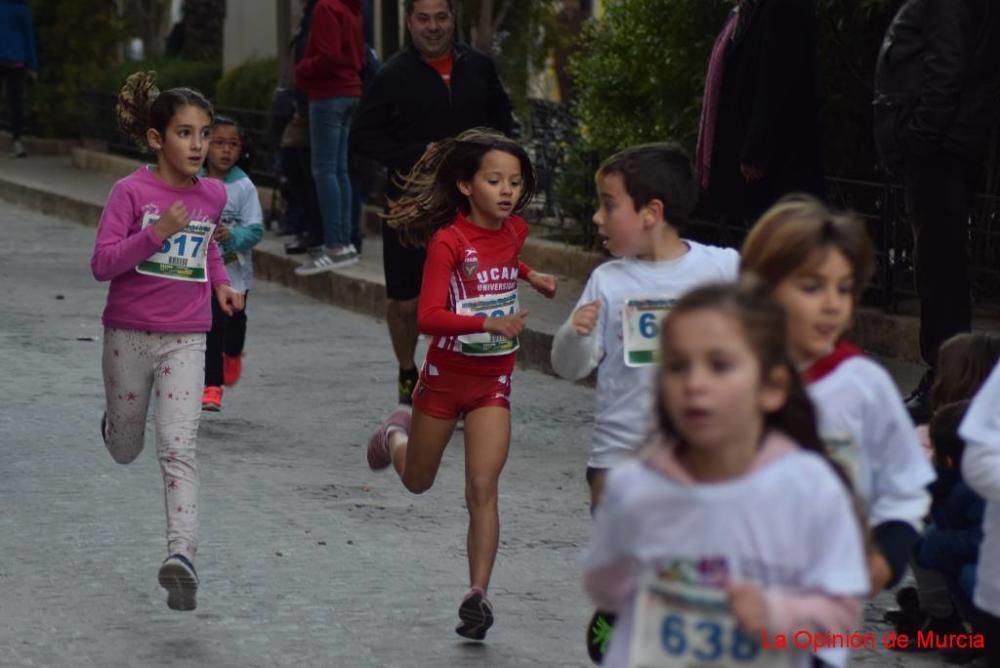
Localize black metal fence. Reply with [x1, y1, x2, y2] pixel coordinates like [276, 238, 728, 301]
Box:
[77, 90, 280, 189]
[11, 91, 999, 314]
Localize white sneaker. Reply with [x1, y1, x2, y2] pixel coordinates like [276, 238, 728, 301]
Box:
[11, 140, 26, 158]
[330, 245, 359, 267]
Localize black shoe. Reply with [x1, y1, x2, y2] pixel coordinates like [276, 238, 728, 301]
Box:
[905, 371, 934, 423]
[398, 367, 418, 406]
[587, 610, 617, 664]
[455, 589, 494, 641]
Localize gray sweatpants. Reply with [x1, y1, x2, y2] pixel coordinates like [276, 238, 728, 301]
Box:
[102, 328, 205, 561]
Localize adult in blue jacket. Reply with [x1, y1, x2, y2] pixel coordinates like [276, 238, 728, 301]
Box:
[0, 0, 39, 158]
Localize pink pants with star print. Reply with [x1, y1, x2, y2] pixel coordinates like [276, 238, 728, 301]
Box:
[102, 328, 205, 562]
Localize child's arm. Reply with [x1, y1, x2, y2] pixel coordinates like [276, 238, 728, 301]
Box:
[551, 279, 604, 380]
[91, 187, 178, 281]
[225, 184, 265, 253]
[728, 583, 861, 638]
[865, 368, 934, 588]
[731, 463, 868, 637]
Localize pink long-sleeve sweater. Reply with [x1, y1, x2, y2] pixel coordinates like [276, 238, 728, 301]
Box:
[91, 166, 229, 332]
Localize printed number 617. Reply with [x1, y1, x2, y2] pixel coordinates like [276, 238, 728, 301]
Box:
[160, 233, 205, 258]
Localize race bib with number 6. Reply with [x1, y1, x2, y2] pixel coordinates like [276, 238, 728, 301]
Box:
[455, 290, 520, 357]
[622, 298, 675, 367]
[136, 212, 216, 282]
[628, 577, 787, 668]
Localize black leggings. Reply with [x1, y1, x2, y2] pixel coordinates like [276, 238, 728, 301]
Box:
[1, 66, 25, 140]
[205, 293, 248, 387]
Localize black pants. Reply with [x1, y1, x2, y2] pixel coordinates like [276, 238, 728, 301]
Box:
[903, 154, 975, 368]
[971, 606, 1000, 666]
[205, 293, 248, 387]
[281, 145, 323, 246]
[0, 66, 25, 140]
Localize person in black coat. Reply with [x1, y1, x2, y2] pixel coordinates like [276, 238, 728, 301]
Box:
[702, 0, 824, 228]
[350, 0, 513, 406]
[873, 0, 1000, 421]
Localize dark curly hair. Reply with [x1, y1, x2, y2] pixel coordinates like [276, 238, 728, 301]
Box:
[116, 71, 214, 150]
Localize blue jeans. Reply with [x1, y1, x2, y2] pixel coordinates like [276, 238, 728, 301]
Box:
[309, 97, 358, 249]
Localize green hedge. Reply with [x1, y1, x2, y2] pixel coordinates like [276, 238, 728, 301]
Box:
[29, 1, 125, 137]
[99, 58, 222, 99]
[557, 0, 727, 236]
[215, 58, 279, 111]
[557, 0, 899, 239]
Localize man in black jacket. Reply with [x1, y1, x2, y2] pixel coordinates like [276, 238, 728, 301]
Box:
[350, 0, 514, 405]
[874, 0, 1000, 419]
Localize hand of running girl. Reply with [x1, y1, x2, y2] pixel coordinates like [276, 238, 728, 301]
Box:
[215, 285, 244, 316]
[214, 224, 231, 242]
[485, 311, 528, 338]
[572, 300, 601, 335]
[153, 201, 192, 241]
[527, 271, 558, 299]
[726, 582, 768, 638]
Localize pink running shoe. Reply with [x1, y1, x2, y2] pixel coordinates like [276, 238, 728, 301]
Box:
[367, 408, 411, 470]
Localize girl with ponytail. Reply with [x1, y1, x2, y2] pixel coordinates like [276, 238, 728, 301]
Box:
[91, 71, 243, 611]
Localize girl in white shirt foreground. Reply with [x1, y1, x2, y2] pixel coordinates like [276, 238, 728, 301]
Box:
[740, 196, 934, 596]
[582, 283, 868, 668]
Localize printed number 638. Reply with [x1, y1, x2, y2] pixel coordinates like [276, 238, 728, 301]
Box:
[660, 614, 760, 663]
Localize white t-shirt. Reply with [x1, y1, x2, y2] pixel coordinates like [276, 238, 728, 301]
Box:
[959, 361, 1000, 617]
[582, 440, 868, 668]
[807, 355, 934, 528]
[551, 241, 739, 468]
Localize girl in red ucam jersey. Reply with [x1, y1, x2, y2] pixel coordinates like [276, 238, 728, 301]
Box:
[365, 127, 557, 640]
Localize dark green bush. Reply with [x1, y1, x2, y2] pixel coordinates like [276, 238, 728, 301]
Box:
[215, 58, 279, 111]
[557, 0, 903, 239]
[99, 58, 222, 99]
[28, 0, 125, 137]
[557, 0, 726, 237]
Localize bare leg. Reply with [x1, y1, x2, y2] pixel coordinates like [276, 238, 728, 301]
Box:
[588, 469, 608, 515]
[462, 407, 511, 592]
[390, 408, 457, 494]
[386, 298, 419, 370]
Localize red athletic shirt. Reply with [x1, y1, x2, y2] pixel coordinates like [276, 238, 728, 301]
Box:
[427, 52, 454, 87]
[418, 212, 534, 376]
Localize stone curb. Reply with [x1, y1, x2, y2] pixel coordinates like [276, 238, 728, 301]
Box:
[0, 152, 925, 366]
[1, 131, 77, 156]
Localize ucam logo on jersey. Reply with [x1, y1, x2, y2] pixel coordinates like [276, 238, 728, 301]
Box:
[462, 248, 479, 277]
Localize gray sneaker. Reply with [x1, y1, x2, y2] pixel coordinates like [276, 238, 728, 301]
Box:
[294, 251, 339, 276]
[330, 244, 359, 266]
[11, 140, 26, 158]
[158, 554, 198, 611]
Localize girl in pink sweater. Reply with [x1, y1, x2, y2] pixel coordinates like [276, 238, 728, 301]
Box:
[90, 71, 243, 612]
[582, 283, 868, 668]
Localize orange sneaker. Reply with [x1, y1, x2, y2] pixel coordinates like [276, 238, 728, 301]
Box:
[222, 353, 243, 386]
[202, 386, 223, 412]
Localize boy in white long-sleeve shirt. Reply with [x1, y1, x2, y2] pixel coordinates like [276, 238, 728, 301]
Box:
[959, 361, 1000, 662]
[550, 143, 739, 510]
